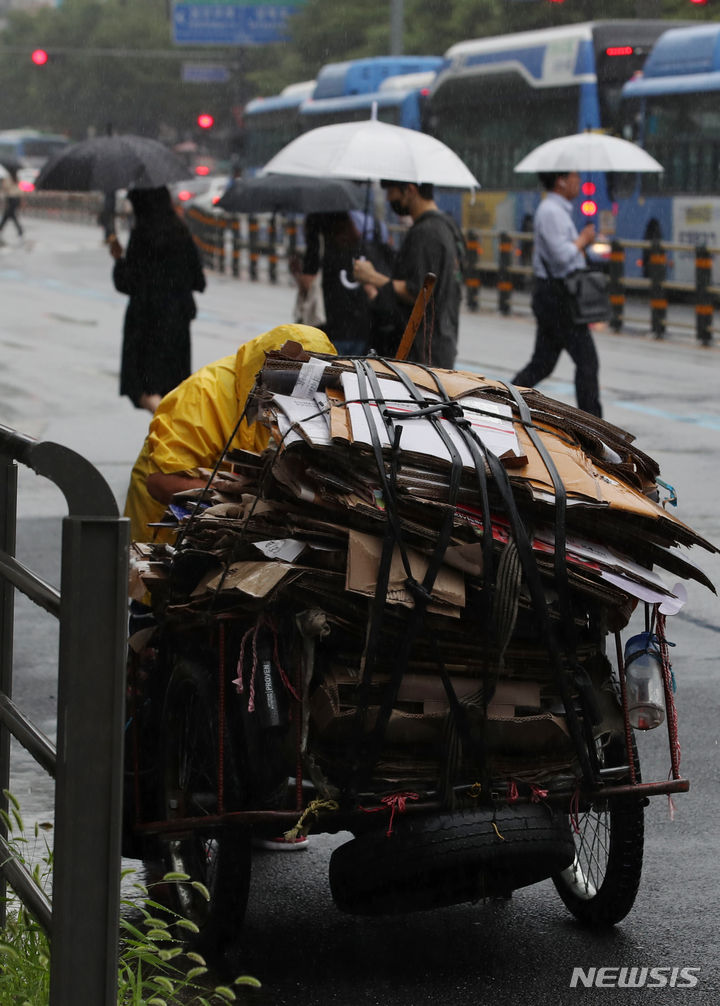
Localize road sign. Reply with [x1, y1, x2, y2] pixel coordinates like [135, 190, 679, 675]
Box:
[173, 1, 305, 46]
[182, 62, 231, 83]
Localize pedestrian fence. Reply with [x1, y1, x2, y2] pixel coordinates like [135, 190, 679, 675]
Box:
[22, 191, 718, 345]
[23, 190, 133, 232]
[182, 206, 719, 347]
[0, 425, 129, 1006]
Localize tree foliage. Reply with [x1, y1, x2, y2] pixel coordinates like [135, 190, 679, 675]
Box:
[0, 0, 243, 141]
[0, 0, 716, 141]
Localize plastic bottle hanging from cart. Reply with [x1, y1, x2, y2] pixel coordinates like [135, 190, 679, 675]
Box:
[624, 631, 666, 730]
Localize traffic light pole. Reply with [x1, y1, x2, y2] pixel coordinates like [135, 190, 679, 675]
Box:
[391, 0, 404, 56]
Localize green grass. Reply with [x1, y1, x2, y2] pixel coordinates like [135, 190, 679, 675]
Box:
[0, 791, 261, 1006]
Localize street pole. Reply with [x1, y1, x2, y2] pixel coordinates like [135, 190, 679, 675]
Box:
[391, 0, 404, 56]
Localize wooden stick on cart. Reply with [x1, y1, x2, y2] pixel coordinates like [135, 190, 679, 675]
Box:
[394, 272, 437, 360]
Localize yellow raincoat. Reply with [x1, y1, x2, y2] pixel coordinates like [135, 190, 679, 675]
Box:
[124, 324, 335, 542]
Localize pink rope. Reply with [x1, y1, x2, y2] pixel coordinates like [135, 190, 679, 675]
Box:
[364, 792, 420, 837]
[232, 623, 255, 695]
[530, 785, 549, 803]
[270, 619, 300, 702]
[656, 611, 682, 779]
[232, 614, 300, 711]
[247, 626, 259, 712]
[507, 780, 519, 803]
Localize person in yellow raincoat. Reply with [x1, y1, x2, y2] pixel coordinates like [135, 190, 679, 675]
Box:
[124, 323, 336, 542]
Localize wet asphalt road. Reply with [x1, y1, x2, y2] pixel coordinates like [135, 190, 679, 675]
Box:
[3, 218, 720, 1005]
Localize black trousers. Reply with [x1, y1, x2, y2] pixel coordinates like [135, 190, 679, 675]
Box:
[0, 197, 22, 237]
[512, 278, 602, 418]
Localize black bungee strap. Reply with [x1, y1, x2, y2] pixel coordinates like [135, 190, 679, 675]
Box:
[345, 359, 469, 799]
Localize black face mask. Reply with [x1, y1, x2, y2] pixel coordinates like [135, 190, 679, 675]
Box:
[389, 197, 407, 216]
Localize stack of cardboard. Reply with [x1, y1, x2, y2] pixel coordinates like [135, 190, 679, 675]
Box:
[133, 348, 716, 799]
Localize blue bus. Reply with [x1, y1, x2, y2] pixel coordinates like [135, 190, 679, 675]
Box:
[424, 21, 676, 245]
[619, 22, 720, 281]
[242, 57, 443, 173]
[300, 68, 440, 132]
[242, 79, 316, 175]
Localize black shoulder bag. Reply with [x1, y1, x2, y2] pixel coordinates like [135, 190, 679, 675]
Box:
[541, 253, 611, 326]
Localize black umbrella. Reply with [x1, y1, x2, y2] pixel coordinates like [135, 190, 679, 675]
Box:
[216, 173, 367, 215]
[35, 135, 189, 192]
[0, 158, 23, 175]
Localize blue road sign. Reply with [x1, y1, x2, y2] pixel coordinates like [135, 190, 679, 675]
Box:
[182, 62, 231, 83]
[173, 2, 303, 46]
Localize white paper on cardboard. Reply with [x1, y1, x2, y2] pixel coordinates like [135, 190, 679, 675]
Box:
[340, 373, 521, 464]
[253, 539, 307, 562]
[272, 392, 332, 447]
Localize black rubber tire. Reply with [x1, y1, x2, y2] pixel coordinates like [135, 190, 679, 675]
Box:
[330, 803, 574, 915]
[157, 657, 251, 965]
[552, 732, 644, 927]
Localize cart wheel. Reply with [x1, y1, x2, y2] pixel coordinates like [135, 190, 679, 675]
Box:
[553, 732, 644, 927]
[158, 657, 251, 965]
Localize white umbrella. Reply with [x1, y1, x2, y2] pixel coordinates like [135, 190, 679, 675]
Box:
[513, 133, 663, 174]
[260, 119, 479, 190]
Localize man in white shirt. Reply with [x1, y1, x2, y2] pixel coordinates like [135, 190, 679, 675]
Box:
[512, 171, 602, 417]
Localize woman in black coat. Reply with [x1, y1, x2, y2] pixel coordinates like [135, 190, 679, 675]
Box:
[110, 186, 206, 412]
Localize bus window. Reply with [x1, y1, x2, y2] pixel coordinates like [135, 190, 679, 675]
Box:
[244, 110, 303, 170]
[22, 138, 68, 160]
[594, 49, 655, 134]
[642, 93, 720, 194]
[427, 72, 579, 190]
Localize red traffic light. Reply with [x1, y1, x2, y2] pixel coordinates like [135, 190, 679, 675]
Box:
[31, 49, 49, 66]
[197, 113, 215, 130]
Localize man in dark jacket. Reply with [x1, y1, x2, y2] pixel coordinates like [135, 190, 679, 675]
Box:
[353, 180, 463, 368]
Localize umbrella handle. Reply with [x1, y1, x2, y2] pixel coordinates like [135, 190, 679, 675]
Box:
[340, 253, 367, 290]
[395, 273, 437, 361]
[339, 268, 360, 290]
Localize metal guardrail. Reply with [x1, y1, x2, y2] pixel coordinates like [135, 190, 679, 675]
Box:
[0, 425, 129, 1006]
[182, 207, 718, 347]
[21, 192, 718, 346]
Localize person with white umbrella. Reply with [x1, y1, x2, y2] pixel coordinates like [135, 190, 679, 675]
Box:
[511, 170, 602, 418]
[352, 180, 465, 368]
[261, 117, 477, 367]
[510, 132, 663, 418]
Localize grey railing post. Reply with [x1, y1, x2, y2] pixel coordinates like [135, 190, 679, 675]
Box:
[497, 231, 513, 316]
[465, 228, 480, 312]
[694, 243, 713, 347]
[609, 239, 625, 333]
[49, 513, 129, 1006]
[249, 214, 259, 280]
[649, 237, 667, 339]
[0, 428, 129, 1006]
[0, 454, 17, 927]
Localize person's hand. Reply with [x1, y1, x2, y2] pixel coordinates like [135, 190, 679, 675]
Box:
[108, 234, 123, 259]
[578, 223, 596, 249]
[353, 258, 375, 285]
